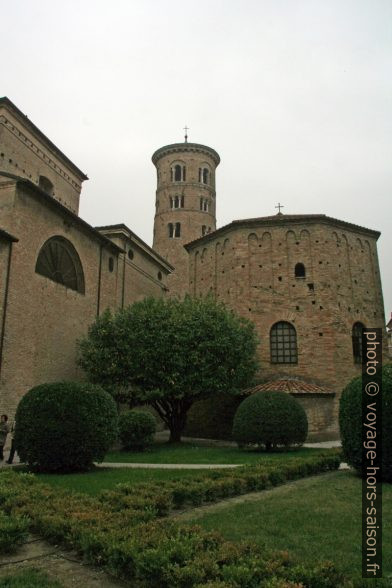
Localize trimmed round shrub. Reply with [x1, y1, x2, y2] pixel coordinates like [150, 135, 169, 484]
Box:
[232, 391, 308, 450]
[15, 381, 118, 472]
[339, 364, 392, 482]
[119, 409, 156, 450]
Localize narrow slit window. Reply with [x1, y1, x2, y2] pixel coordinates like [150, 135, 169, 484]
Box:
[295, 263, 306, 278]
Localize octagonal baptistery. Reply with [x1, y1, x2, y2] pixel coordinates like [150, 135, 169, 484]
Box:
[152, 141, 220, 297]
[185, 213, 387, 438]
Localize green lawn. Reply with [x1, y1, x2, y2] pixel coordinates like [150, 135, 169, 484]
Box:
[104, 443, 328, 464]
[186, 470, 392, 581]
[35, 466, 206, 495]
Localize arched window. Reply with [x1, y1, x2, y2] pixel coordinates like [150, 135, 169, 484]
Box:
[174, 165, 182, 181]
[270, 321, 298, 364]
[200, 197, 209, 212]
[35, 236, 85, 294]
[168, 223, 181, 238]
[199, 167, 210, 185]
[352, 322, 365, 364]
[180, 195, 184, 208]
[202, 225, 207, 236]
[38, 175, 54, 195]
[174, 196, 179, 208]
[295, 263, 306, 278]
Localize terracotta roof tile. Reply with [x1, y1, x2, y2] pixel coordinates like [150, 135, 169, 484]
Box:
[244, 379, 333, 395]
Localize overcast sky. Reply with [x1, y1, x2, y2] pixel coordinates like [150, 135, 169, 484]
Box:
[2, 0, 391, 314]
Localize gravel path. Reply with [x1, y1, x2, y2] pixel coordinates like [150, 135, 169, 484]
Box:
[0, 536, 126, 588]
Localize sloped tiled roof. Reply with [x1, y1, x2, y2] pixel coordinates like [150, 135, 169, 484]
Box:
[244, 379, 334, 395]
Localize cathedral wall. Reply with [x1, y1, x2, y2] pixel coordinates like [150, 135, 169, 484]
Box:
[0, 107, 83, 214]
[0, 181, 120, 416]
[95, 230, 170, 307]
[189, 220, 387, 435]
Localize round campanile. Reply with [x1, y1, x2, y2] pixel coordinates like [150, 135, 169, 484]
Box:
[152, 141, 220, 297]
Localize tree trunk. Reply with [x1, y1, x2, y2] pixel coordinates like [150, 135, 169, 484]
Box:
[152, 399, 192, 444]
[168, 426, 183, 443]
[167, 403, 190, 443]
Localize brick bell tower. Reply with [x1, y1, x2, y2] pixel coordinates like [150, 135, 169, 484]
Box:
[152, 134, 220, 297]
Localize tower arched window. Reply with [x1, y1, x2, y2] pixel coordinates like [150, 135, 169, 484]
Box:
[352, 322, 365, 364]
[199, 167, 210, 185]
[170, 195, 184, 209]
[270, 321, 298, 364]
[172, 164, 185, 182]
[295, 263, 306, 278]
[35, 236, 85, 294]
[168, 223, 181, 238]
[200, 197, 209, 212]
[202, 225, 207, 236]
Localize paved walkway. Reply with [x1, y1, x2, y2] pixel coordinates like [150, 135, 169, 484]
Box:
[97, 462, 242, 469]
[0, 435, 342, 470]
[0, 535, 126, 587]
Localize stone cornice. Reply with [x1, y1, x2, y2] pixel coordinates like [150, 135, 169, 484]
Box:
[152, 142, 220, 166]
[185, 214, 381, 250]
[0, 114, 84, 194]
[0, 97, 88, 181]
[0, 172, 122, 254]
[96, 223, 174, 272]
[0, 228, 18, 243]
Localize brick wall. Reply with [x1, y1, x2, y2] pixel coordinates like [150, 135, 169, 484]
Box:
[187, 217, 388, 435]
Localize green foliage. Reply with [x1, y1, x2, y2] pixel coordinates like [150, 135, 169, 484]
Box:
[78, 296, 259, 441]
[0, 453, 342, 587]
[0, 512, 29, 554]
[14, 382, 118, 473]
[232, 391, 308, 450]
[119, 410, 156, 451]
[339, 363, 392, 482]
[184, 392, 244, 440]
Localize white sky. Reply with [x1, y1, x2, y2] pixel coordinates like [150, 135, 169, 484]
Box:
[1, 0, 391, 316]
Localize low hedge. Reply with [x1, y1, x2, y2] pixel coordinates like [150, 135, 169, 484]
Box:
[0, 453, 343, 587]
[0, 511, 29, 554]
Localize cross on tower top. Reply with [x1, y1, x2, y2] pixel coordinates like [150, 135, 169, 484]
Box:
[184, 125, 189, 143]
[275, 203, 284, 215]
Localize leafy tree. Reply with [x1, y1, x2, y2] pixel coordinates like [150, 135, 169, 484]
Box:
[78, 296, 258, 442]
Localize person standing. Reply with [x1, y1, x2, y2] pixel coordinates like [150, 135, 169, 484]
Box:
[0, 415, 9, 461]
[6, 419, 16, 464]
